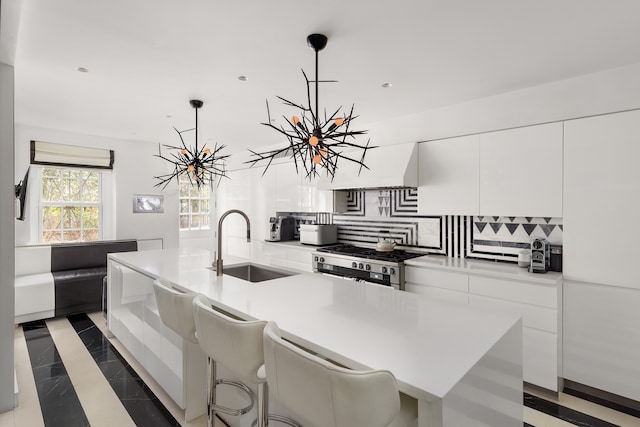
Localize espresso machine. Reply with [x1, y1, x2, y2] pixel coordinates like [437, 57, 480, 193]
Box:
[529, 238, 550, 273]
[266, 216, 296, 242]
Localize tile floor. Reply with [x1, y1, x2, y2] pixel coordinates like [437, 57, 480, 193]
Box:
[1, 312, 639, 427]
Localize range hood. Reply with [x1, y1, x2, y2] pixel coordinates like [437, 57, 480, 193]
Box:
[318, 142, 418, 190]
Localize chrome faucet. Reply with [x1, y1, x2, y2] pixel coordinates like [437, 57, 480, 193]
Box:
[216, 209, 251, 276]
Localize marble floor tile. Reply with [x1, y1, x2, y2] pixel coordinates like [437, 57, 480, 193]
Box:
[0, 410, 14, 427]
[13, 324, 44, 427]
[526, 387, 640, 427]
[46, 317, 135, 427]
[67, 313, 181, 427]
[22, 320, 89, 427]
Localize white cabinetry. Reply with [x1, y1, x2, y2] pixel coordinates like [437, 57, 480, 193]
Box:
[416, 122, 562, 217]
[404, 267, 469, 304]
[107, 261, 206, 418]
[417, 135, 480, 215]
[217, 167, 269, 259]
[479, 122, 563, 217]
[468, 275, 561, 391]
[274, 162, 301, 212]
[405, 263, 562, 391]
[562, 109, 640, 402]
[564, 280, 640, 402]
[261, 242, 316, 273]
[563, 109, 640, 289]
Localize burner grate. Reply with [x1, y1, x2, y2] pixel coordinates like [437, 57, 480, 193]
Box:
[317, 244, 423, 262]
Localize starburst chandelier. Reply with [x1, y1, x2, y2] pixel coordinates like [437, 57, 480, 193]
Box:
[247, 33, 375, 180]
[154, 99, 229, 189]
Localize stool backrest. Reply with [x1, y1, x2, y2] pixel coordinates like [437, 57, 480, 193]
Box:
[263, 321, 400, 427]
[152, 279, 198, 344]
[193, 294, 267, 384]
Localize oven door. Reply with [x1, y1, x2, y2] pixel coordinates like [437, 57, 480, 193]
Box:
[315, 264, 397, 289]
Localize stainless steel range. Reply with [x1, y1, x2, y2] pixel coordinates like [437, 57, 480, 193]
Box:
[311, 244, 424, 290]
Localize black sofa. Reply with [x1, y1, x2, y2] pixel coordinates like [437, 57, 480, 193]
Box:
[51, 240, 137, 317]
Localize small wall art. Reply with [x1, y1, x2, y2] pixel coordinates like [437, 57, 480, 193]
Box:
[133, 195, 164, 213]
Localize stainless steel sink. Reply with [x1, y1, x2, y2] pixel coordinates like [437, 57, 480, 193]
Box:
[217, 264, 297, 283]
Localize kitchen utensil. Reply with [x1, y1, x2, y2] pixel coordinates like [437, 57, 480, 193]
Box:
[518, 250, 531, 268]
[376, 232, 396, 252]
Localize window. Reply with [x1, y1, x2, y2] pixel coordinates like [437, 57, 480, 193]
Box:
[179, 176, 210, 230]
[40, 166, 102, 243]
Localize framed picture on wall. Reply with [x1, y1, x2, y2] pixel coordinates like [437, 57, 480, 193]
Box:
[133, 195, 164, 213]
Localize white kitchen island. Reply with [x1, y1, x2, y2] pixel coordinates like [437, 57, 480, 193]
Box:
[107, 248, 523, 427]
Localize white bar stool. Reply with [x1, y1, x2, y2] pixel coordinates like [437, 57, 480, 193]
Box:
[152, 279, 208, 422]
[152, 279, 198, 344]
[193, 294, 300, 427]
[263, 321, 419, 427]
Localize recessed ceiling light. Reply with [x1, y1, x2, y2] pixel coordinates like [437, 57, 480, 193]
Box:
[238, 75, 248, 81]
[381, 82, 392, 88]
[75, 67, 89, 73]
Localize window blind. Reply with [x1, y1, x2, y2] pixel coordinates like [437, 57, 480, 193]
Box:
[30, 140, 114, 169]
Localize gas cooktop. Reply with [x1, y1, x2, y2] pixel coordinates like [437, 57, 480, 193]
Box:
[316, 244, 424, 263]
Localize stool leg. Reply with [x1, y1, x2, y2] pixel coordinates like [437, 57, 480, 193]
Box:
[207, 357, 217, 427]
[257, 382, 268, 427]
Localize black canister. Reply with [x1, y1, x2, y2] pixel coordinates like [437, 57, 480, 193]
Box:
[550, 246, 563, 272]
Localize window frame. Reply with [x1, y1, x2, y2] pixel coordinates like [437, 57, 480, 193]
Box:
[37, 165, 104, 243]
[178, 175, 212, 231]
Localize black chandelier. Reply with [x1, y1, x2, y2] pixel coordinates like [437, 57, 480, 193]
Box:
[247, 33, 375, 180]
[154, 99, 229, 189]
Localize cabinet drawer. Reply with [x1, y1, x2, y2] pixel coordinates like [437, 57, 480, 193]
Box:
[523, 328, 559, 391]
[286, 260, 313, 273]
[286, 248, 315, 264]
[405, 283, 469, 305]
[469, 294, 558, 333]
[405, 267, 469, 292]
[469, 275, 558, 308]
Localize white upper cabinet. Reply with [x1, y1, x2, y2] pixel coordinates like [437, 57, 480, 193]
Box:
[274, 162, 302, 212]
[479, 122, 563, 217]
[418, 135, 480, 215]
[563, 110, 640, 289]
[270, 162, 341, 213]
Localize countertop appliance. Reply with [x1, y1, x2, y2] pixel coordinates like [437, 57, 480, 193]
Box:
[300, 224, 338, 246]
[529, 238, 550, 273]
[311, 244, 424, 290]
[266, 216, 296, 242]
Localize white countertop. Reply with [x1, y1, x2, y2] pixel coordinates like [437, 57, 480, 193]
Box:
[406, 255, 562, 285]
[109, 248, 521, 402]
[262, 239, 325, 250]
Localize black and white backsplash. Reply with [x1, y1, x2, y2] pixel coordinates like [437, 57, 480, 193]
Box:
[280, 188, 563, 264]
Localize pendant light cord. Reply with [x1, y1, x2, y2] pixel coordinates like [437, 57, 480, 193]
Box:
[315, 47, 319, 131]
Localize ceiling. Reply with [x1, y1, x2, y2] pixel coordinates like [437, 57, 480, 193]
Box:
[13, 0, 640, 153]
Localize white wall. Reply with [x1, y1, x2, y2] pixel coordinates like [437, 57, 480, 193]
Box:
[362, 62, 640, 146]
[1, 0, 21, 413]
[14, 124, 179, 248]
[0, 59, 16, 414]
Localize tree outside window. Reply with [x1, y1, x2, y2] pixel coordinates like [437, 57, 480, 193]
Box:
[41, 167, 101, 242]
[179, 176, 210, 230]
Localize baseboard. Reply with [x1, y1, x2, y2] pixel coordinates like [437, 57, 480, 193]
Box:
[563, 379, 640, 418]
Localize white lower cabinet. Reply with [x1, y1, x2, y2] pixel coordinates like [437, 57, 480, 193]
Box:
[522, 328, 559, 391]
[108, 261, 206, 418]
[564, 280, 640, 402]
[405, 267, 469, 304]
[405, 264, 562, 391]
[261, 243, 315, 273]
[404, 282, 469, 305]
